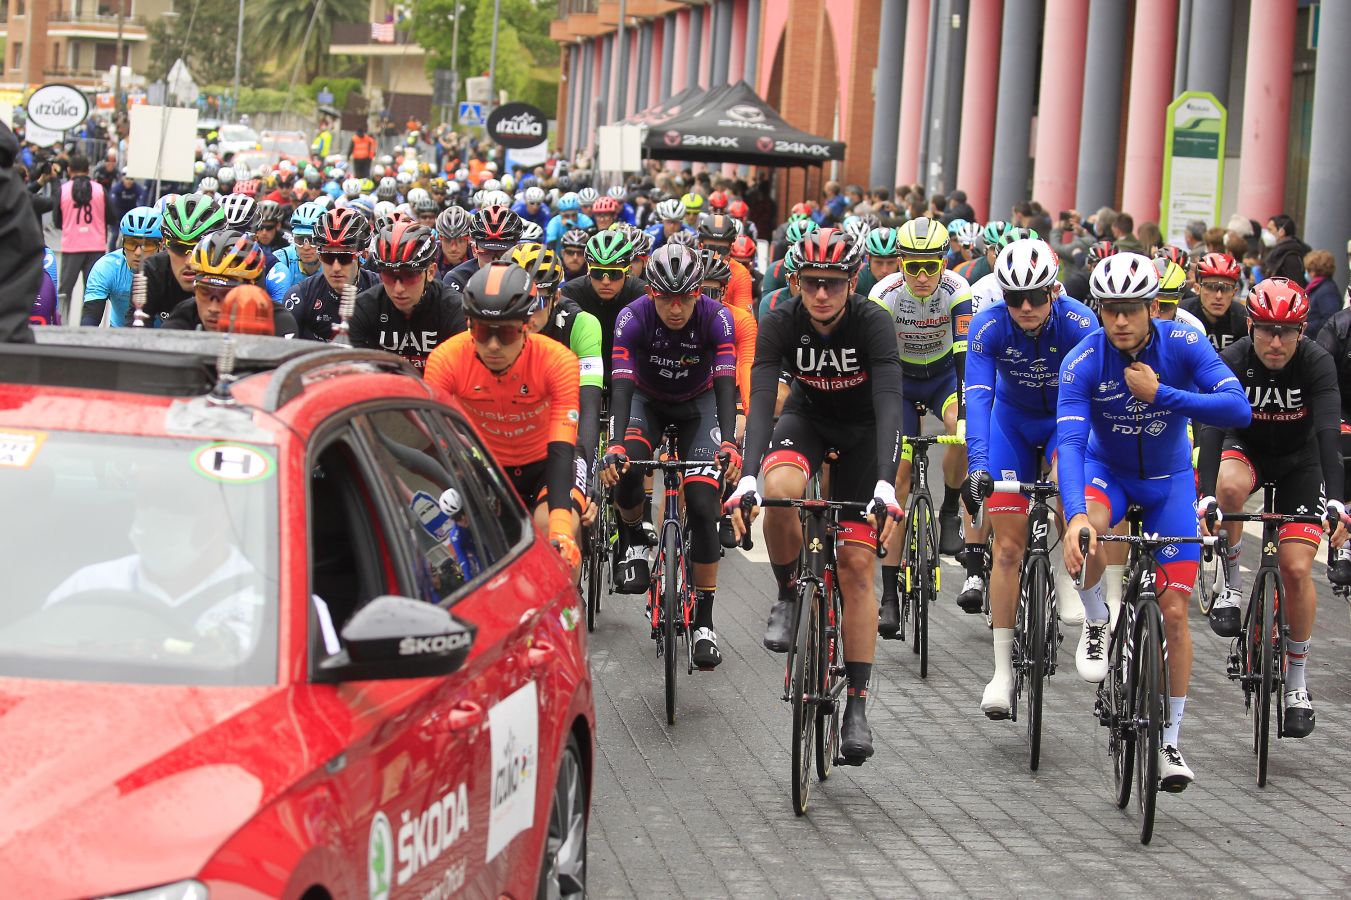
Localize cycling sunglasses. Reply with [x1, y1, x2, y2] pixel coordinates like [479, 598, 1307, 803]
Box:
[469, 319, 525, 344]
[256, 222, 279, 232]
[1252, 322, 1303, 341]
[320, 252, 356, 265]
[293, 234, 318, 247]
[797, 275, 849, 296]
[589, 266, 628, 282]
[653, 290, 699, 304]
[901, 258, 944, 277]
[121, 238, 161, 253]
[1004, 288, 1052, 309]
[1098, 299, 1150, 316]
[166, 239, 196, 257]
[1199, 280, 1236, 293]
[379, 269, 426, 285]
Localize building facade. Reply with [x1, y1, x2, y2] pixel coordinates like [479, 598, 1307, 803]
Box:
[0, 0, 172, 94]
[329, 0, 434, 127]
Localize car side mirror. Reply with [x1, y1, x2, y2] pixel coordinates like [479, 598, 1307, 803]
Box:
[315, 595, 476, 683]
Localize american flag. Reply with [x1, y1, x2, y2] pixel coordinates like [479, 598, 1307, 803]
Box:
[371, 22, 395, 42]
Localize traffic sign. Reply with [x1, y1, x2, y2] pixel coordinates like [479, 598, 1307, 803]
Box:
[458, 101, 483, 126]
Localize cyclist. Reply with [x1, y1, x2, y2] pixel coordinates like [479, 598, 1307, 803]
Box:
[856, 226, 901, 298]
[1181, 252, 1248, 351]
[726, 198, 759, 241]
[264, 201, 324, 302]
[697, 248, 756, 428]
[81, 206, 162, 327]
[600, 244, 741, 668]
[961, 239, 1097, 716]
[424, 261, 583, 571]
[696, 213, 754, 315]
[1152, 258, 1207, 334]
[287, 208, 379, 342]
[628, 228, 655, 280]
[142, 193, 228, 324]
[433, 206, 472, 278]
[591, 195, 622, 231]
[445, 205, 523, 291]
[761, 218, 818, 301]
[1196, 278, 1350, 738]
[869, 216, 973, 630]
[560, 228, 591, 282]
[954, 221, 1007, 285]
[730, 234, 761, 298]
[645, 198, 694, 251]
[163, 230, 298, 335]
[1060, 252, 1251, 791]
[561, 230, 647, 378]
[726, 227, 905, 762]
[970, 227, 1038, 315]
[680, 191, 705, 228]
[512, 185, 551, 230]
[351, 221, 467, 368]
[253, 200, 290, 254]
[545, 193, 593, 248]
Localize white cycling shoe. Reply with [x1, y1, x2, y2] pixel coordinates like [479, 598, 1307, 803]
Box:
[1075, 619, 1110, 682]
[1159, 744, 1195, 792]
[980, 672, 1014, 720]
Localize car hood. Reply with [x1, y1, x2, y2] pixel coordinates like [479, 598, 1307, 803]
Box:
[0, 679, 353, 898]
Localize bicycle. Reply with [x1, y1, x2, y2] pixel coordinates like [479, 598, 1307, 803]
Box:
[982, 477, 1062, 771]
[894, 430, 966, 679]
[1203, 487, 1337, 787]
[743, 487, 885, 816]
[580, 394, 613, 632]
[1083, 512, 1216, 845]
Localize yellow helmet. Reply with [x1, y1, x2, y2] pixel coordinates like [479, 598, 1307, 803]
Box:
[1154, 258, 1188, 301]
[510, 242, 564, 291]
[191, 230, 267, 286]
[681, 192, 705, 213]
[896, 216, 949, 257]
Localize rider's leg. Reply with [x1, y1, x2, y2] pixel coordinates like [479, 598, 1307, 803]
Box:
[1278, 535, 1318, 684]
[1216, 455, 1255, 592]
[882, 400, 921, 624]
[838, 539, 880, 758]
[1072, 498, 1114, 683]
[939, 397, 969, 556]
[760, 463, 810, 652]
[981, 506, 1028, 715]
[685, 471, 725, 666]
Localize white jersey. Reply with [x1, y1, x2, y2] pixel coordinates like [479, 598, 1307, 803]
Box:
[1162, 305, 1206, 335]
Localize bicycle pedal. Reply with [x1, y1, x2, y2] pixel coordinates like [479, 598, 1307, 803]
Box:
[834, 755, 867, 767]
[1225, 654, 1241, 678]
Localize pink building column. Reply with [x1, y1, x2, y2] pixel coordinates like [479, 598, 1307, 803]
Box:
[650, 17, 665, 108]
[1031, 0, 1088, 215]
[1236, 0, 1297, 219]
[672, 9, 689, 96]
[955, 0, 1002, 220]
[729, 0, 748, 83]
[1120, 0, 1177, 222]
[895, 0, 929, 187]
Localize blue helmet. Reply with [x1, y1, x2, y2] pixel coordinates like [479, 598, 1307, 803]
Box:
[290, 201, 325, 236]
[120, 206, 162, 239]
[555, 192, 581, 213]
[947, 217, 970, 236]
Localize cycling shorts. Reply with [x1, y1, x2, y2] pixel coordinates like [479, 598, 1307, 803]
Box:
[1082, 457, 1200, 595]
[902, 368, 960, 436]
[622, 390, 722, 491]
[761, 410, 879, 544]
[507, 460, 586, 515]
[1221, 436, 1325, 546]
[987, 404, 1058, 516]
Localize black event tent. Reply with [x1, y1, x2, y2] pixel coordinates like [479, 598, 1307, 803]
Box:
[636, 81, 845, 167]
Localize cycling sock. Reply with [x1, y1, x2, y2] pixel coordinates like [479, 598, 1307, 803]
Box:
[1163, 696, 1186, 747]
[964, 543, 985, 578]
[881, 565, 900, 598]
[771, 561, 796, 595]
[941, 486, 959, 515]
[845, 661, 872, 707]
[695, 590, 715, 630]
[1101, 564, 1126, 610]
[1286, 638, 1310, 692]
[992, 628, 1014, 681]
[1226, 540, 1244, 593]
[643, 495, 653, 523]
[1078, 582, 1109, 622]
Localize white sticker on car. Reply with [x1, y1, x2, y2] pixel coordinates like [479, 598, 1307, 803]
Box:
[486, 680, 539, 862]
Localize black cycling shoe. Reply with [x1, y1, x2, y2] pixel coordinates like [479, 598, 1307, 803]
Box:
[1282, 690, 1315, 738]
[692, 628, 722, 669]
[939, 509, 963, 557]
[1329, 557, 1351, 587]
[1208, 604, 1241, 638]
[615, 553, 651, 594]
[878, 594, 901, 638]
[839, 701, 874, 762]
[763, 597, 795, 652]
[718, 515, 739, 549]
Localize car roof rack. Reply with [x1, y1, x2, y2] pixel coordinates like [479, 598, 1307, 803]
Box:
[0, 329, 419, 407]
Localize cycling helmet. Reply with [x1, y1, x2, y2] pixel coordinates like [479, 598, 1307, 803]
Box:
[373, 200, 396, 221]
[646, 243, 704, 294]
[342, 177, 362, 198]
[220, 193, 257, 231]
[784, 218, 820, 244]
[798, 228, 860, 274]
[1153, 244, 1189, 268]
[191, 229, 267, 286]
[360, 177, 376, 193]
[953, 221, 981, 248]
[406, 187, 430, 206]
[197, 176, 219, 194]
[519, 220, 544, 242]
[996, 226, 1040, 249]
[162, 193, 226, 243]
[255, 199, 283, 224]
[413, 196, 440, 216]
[697, 248, 731, 285]
[317, 207, 372, 253]
[783, 242, 804, 274]
[727, 199, 749, 220]
[561, 228, 591, 250]
[680, 192, 704, 214]
[630, 230, 655, 258]
[556, 192, 581, 213]
[435, 206, 472, 240]
[1196, 251, 1241, 280]
[288, 201, 323, 236]
[373, 221, 437, 271]
[1087, 240, 1118, 266]
[858, 213, 883, 230]
[120, 206, 162, 239]
[707, 190, 729, 211]
[217, 166, 236, 186]
[1089, 252, 1159, 302]
[843, 217, 872, 244]
[592, 195, 621, 216]
[864, 227, 901, 258]
[509, 242, 564, 291]
[463, 261, 536, 321]
[482, 189, 513, 209]
[730, 234, 757, 263]
[523, 186, 546, 205]
[655, 198, 686, 222]
[376, 177, 398, 199]
[666, 230, 699, 249]
[470, 190, 486, 209]
[980, 220, 1012, 247]
[1246, 277, 1309, 324]
[577, 187, 599, 207]
[470, 206, 523, 249]
[1153, 258, 1188, 300]
[396, 171, 414, 186]
[994, 238, 1059, 292]
[697, 212, 738, 243]
[233, 179, 259, 197]
[607, 185, 627, 200]
[349, 196, 376, 221]
[585, 230, 634, 266]
[946, 218, 970, 236]
[896, 217, 948, 257]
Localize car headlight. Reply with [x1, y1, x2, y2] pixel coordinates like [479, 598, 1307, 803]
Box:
[98, 880, 208, 900]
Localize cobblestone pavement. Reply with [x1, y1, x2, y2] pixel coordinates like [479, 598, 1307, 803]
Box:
[584, 473, 1351, 897]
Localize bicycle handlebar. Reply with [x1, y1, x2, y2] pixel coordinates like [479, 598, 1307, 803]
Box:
[740, 495, 888, 558]
[1073, 526, 1218, 590]
[903, 434, 966, 447]
[992, 479, 1060, 496]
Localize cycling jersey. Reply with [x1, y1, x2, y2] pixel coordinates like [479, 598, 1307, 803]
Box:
[539, 296, 604, 463]
[1179, 296, 1248, 351]
[31, 264, 58, 325]
[1196, 336, 1343, 503]
[759, 256, 790, 300]
[1314, 307, 1351, 422]
[443, 257, 480, 291]
[758, 286, 794, 321]
[969, 271, 1002, 317]
[1057, 319, 1251, 521]
[953, 255, 990, 285]
[724, 301, 756, 410]
[162, 296, 299, 336]
[724, 257, 754, 316]
[83, 248, 138, 327]
[264, 245, 321, 302]
[285, 268, 380, 342]
[348, 280, 467, 369]
[642, 222, 695, 251]
[966, 296, 1097, 473]
[43, 249, 58, 288]
[1161, 306, 1206, 335]
[869, 268, 973, 381]
[510, 201, 551, 230]
[560, 275, 648, 380]
[140, 252, 193, 324]
[545, 212, 595, 248]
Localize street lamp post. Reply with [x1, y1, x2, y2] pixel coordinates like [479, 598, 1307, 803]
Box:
[231, 0, 244, 119]
[486, 0, 502, 112]
[449, 3, 461, 126]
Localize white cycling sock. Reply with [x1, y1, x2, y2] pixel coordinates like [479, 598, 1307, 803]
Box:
[1163, 696, 1186, 747]
[1078, 582, 1109, 622]
[1226, 540, 1244, 593]
[992, 628, 1013, 682]
[1286, 639, 1310, 692]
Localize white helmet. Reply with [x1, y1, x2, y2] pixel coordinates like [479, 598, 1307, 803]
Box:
[519, 220, 544, 242]
[523, 186, 546, 205]
[500, 174, 515, 191]
[656, 198, 686, 221]
[446, 180, 460, 194]
[377, 177, 398, 198]
[994, 238, 1060, 292]
[341, 177, 362, 198]
[455, 167, 470, 181]
[395, 202, 413, 218]
[378, 154, 395, 166]
[482, 178, 502, 193]
[232, 162, 251, 181]
[217, 166, 236, 184]
[471, 190, 485, 208]
[482, 190, 512, 209]
[607, 185, 626, 200]
[1090, 252, 1160, 302]
[406, 187, 430, 206]
[197, 176, 219, 194]
[371, 164, 386, 179]
[842, 218, 871, 244]
[373, 200, 396, 219]
[577, 187, 599, 206]
[220, 193, 257, 230]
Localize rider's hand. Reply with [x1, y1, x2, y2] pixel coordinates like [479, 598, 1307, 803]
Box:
[599, 444, 628, 487]
[1124, 361, 1160, 403]
[1064, 513, 1097, 576]
[1195, 495, 1222, 536]
[1326, 500, 1350, 549]
[955, 417, 967, 442]
[869, 480, 904, 546]
[718, 440, 743, 484]
[723, 474, 759, 540]
[551, 532, 581, 569]
[963, 470, 992, 517]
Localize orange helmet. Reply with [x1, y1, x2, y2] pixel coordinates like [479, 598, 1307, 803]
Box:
[215, 285, 276, 335]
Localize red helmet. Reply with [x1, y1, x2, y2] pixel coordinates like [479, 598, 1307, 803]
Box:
[469, 205, 522, 249]
[591, 195, 621, 215]
[233, 179, 259, 197]
[373, 221, 438, 271]
[1153, 244, 1188, 267]
[1197, 252, 1241, 280]
[797, 227, 860, 274]
[790, 201, 813, 217]
[707, 190, 729, 211]
[1087, 240, 1117, 265]
[729, 234, 757, 262]
[727, 199, 749, 220]
[317, 207, 372, 253]
[1247, 277, 1308, 324]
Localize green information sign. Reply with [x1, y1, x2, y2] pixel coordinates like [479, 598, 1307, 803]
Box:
[1160, 91, 1227, 246]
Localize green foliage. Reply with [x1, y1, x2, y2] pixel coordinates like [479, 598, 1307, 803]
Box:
[202, 84, 316, 116]
[304, 77, 366, 110]
[411, 0, 560, 108]
[248, 0, 368, 82]
[147, 1, 266, 86]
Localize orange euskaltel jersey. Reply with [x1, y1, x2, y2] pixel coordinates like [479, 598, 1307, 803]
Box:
[723, 300, 756, 410]
[424, 331, 580, 466]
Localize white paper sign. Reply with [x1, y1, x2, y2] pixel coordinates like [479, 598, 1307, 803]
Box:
[127, 105, 199, 183]
[485, 680, 538, 862]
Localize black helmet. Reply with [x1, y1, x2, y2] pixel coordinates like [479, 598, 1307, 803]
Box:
[463, 261, 536, 320]
[697, 248, 731, 284]
[255, 199, 284, 224]
[696, 212, 738, 244]
[646, 243, 703, 294]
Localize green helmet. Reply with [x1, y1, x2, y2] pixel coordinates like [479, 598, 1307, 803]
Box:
[162, 193, 226, 244]
[585, 229, 634, 267]
[980, 220, 1013, 248]
[787, 211, 811, 225]
[864, 226, 901, 258]
[996, 226, 1040, 250]
[784, 243, 804, 274]
[785, 218, 820, 244]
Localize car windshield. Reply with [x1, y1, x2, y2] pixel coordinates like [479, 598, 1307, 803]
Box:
[0, 430, 279, 686]
[219, 124, 260, 144]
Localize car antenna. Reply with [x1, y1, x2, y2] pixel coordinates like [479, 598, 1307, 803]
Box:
[130, 272, 149, 327]
[331, 283, 357, 345]
[208, 311, 240, 405]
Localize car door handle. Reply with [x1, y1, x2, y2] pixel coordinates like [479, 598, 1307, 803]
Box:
[526, 641, 555, 671]
[422, 700, 484, 737]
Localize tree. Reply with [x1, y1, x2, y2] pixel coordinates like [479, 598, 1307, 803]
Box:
[250, 0, 368, 83]
[411, 0, 558, 103]
[147, 1, 264, 86]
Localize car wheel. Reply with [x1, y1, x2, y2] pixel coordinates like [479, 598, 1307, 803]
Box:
[536, 733, 587, 900]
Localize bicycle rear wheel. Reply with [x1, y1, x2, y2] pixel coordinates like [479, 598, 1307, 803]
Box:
[662, 525, 679, 725]
[1110, 605, 1135, 810]
[585, 498, 609, 632]
[1135, 602, 1164, 845]
[1025, 556, 1050, 771]
[791, 580, 819, 815]
[816, 580, 843, 782]
[1255, 574, 1277, 787]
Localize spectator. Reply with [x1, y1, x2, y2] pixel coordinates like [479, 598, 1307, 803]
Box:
[0, 121, 44, 343]
[1011, 201, 1034, 227]
[1303, 249, 1340, 336]
[948, 190, 975, 223]
[55, 153, 114, 318]
[348, 125, 377, 178]
[1110, 212, 1144, 253]
[108, 170, 147, 240]
[1089, 206, 1117, 241]
[1182, 219, 1207, 257]
[1137, 221, 1163, 253]
[820, 181, 847, 224]
[1263, 213, 1310, 285]
[93, 148, 120, 190]
[1203, 226, 1227, 254]
[929, 193, 948, 221]
[844, 184, 865, 211]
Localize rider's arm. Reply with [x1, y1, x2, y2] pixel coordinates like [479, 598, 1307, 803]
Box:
[963, 311, 999, 473]
[1307, 343, 1346, 502]
[861, 301, 906, 483]
[570, 311, 604, 463]
[742, 308, 790, 479]
[727, 304, 756, 412]
[542, 340, 582, 535]
[607, 306, 641, 448]
[711, 304, 740, 442]
[1152, 335, 1252, 429]
[1195, 424, 1226, 498]
[724, 260, 754, 315]
[1055, 341, 1097, 521]
[949, 279, 973, 420]
[1314, 317, 1351, 423]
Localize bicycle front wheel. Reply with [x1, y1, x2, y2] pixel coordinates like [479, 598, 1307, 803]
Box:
[1025, 556, 1051, 771]
[1255, 574, 1278, 786]
[584, 498, 608, 632]
[1196, 544, 1222, 616]
[791, 580, 819, 815]
[911, 496, 934, 677]
[1135, 602, 1164, 845]
[1110, 605, 1135, 810]
[662, 526, 680, 725]
[816, 581, 844, 782]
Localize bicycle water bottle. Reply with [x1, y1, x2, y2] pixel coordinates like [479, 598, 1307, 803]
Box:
[439, 487, 483, 579]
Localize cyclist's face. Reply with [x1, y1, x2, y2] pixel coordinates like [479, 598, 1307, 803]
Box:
[590, 268, 626, 300]
[296, 239, 319, 265]
[1152, 300, 1177, 321]
[321, 251, 360, 290]
[562, 247, 586, 272]
[440, 236, 469, 263]
[902, 259, 944, 298]
[650, 289, 698, 329]
[870, 256, 900, 279]
[1100, 301, 1151, 352]
[380, 268, 430, 313]
[593, 212, 615, 229]
[193, 282, 234, 331]
[1006, 288, 1053, 331]
[469, 317, 526, 371]
[168, 244, 196, 292]
[1252, 322, 1303, 370]
[1198, 277, 1236, 318]
[525, 290, 556, 334]
[793, 267, 853, 322]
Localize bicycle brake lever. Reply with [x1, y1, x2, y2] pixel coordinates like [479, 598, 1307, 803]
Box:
[870, 499, 888, 558]
[1075, 527, 1091, 590]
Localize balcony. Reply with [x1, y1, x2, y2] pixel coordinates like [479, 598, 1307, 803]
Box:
[43, 65, 106, 84]
[330, 21, 426, 55]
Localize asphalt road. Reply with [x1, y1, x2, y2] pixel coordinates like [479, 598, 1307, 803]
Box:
[583, 464, 1351, 898]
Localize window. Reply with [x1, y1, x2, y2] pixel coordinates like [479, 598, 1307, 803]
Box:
[425, 409, 528, 555]
[11, 43, 23, 71]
